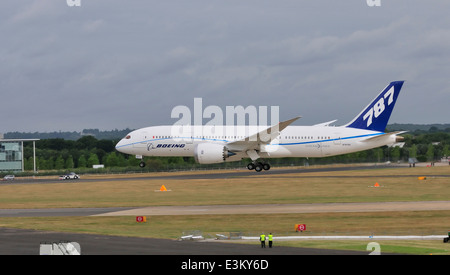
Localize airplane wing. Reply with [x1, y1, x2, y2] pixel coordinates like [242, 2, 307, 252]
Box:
[226, 116, 301, 152]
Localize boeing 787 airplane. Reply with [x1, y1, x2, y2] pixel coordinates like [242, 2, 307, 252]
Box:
[116, 81, 405, 172]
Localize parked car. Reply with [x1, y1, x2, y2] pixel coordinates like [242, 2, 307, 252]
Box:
[59, 172, 80, 180]
[2, 175, 15, 181]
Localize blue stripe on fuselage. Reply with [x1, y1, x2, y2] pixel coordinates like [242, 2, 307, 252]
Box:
[276, 132, 382, 146]
[116, 132, 383, 149]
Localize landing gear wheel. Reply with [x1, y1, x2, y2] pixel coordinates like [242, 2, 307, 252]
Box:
[139, 161, 146, 168]
[247, 161, 270, 172]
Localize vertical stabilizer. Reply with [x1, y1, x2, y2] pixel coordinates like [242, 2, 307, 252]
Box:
[345, 81, 404, 132]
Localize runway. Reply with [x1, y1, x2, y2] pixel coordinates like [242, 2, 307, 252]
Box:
[0, 207, 132, 217]
[0, 227, 370, 255]
[94, 201, 450, 216]
[1, 201, 449, 218]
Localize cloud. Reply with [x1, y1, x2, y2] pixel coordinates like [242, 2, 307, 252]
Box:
[0, 1, 449, 132]
[82, 19, 105, 33]
[8, 1, 60, 24]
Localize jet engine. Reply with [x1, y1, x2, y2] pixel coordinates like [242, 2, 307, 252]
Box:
[194, 143, 235, 164]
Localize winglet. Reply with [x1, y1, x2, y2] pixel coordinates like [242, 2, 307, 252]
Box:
[278, 116, 301, 132]
[257, 116, 301, 144]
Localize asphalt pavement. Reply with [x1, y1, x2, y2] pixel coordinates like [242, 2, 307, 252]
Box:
[0, 227, 370, 255]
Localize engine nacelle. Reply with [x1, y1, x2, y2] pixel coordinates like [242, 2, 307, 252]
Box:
[194, 143, 234, 164]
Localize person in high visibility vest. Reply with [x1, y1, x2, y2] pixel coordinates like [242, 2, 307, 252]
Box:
[260, 234, 266, 248]
[268, 233, 273, 248]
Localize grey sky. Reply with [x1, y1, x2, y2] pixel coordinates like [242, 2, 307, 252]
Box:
[1, 0, 449, 132]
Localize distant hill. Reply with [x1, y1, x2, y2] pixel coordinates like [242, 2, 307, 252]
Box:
[386, 123, 450, 132]
[4, 128, 133, 140]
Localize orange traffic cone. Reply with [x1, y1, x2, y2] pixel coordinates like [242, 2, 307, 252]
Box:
[160, 185, 168, 191]
[374, 182, 380, 187]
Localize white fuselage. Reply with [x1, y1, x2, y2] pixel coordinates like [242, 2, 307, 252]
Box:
[115, 125, 394, 161]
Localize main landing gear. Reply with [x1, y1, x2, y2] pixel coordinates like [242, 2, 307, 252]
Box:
[247, 162, 270, 172]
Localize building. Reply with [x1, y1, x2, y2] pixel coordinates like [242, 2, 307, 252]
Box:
[0, 138, 39, 173]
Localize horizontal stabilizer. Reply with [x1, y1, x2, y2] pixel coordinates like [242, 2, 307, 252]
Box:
[361, 131, 407, 143]
[313, 120, 337, 127]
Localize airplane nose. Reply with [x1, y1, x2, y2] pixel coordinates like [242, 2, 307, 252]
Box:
[116, 133, 134, 155]
[115, 139, 127, 153]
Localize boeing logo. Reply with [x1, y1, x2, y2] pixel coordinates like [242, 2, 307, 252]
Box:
[147, 143, 186, 151]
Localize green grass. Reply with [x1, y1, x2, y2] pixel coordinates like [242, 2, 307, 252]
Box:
[0, 166, 448, 208]
[270, 240, 450, 255]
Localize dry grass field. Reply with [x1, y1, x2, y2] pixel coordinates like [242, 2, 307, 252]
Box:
[0, 165, 449, 254]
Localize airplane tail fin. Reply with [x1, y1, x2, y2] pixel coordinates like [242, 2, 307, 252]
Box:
[345, 81, 404, 132]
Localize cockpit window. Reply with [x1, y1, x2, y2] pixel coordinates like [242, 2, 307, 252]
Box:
[125, 135, 131, 139]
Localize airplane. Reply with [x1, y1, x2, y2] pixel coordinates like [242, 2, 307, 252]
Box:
[115, 81, 405, 172]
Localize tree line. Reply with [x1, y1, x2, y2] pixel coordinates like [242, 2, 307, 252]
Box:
[22, 129, 450, 172]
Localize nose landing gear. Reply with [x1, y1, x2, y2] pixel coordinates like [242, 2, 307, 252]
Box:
[135, 155, 146, 168]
